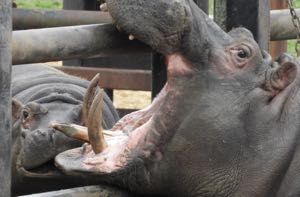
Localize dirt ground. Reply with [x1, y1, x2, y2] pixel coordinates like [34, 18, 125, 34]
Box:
[114, 90, 151, 109]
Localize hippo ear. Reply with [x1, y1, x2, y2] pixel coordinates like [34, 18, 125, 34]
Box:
[263, 61, 297, 93]
[275, 53, 295, 66]
[12, 99, 23, 120]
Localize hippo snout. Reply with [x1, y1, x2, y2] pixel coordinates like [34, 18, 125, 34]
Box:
[21, 128, 82, 170]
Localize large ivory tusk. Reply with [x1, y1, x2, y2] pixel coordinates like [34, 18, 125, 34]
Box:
[87, 89, 107, 154]
[51, 122, 89, 142]
[51, 122, 124, 142]
[82, 73, 100, 125]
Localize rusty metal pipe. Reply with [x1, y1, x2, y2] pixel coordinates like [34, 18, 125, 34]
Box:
[12, 8, 300, 41]
[0, 0, 12, 196]
[13, 8, 112, 30]
[12, 24, 143, 65]
[271, 8, 300, 41]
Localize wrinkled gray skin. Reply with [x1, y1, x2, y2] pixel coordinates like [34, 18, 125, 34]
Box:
[55, 0, 300, 197]
[11, 64, 119, 195]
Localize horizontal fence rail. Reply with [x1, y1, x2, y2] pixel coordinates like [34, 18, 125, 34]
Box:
[20, 185, 133, 197]
[12, 8, 300, 44]
[57, 66, 152, 91]
[12, 24, 147, 65]
[270, 8, 300, 41]
[13, 8, 112, 30]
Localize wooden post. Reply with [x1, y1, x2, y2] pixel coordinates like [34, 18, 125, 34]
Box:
[214, 0, 270, 51]
[269, 0, 287, 58]
[151, 53, 166, 99]
[0, 0, 12, 196]
[193, 0, 209, 14]
[63, 0, 100, 11]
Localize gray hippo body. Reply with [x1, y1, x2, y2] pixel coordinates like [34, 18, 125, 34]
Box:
[53, 0, 300, 197]
[11, 64, 119, 195]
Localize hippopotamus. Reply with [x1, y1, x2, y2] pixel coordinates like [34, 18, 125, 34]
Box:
[11, 63, 119, 195]
[53, 0, 300, 196]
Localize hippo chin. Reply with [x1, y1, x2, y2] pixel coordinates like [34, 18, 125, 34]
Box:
[11, 64, 119, 195]
[55, 0, 300, 197]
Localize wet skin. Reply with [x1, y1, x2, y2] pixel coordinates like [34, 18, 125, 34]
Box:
[53, 1, 300, 197]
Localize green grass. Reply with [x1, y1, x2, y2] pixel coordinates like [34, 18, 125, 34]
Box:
[287, 0, 300, 56]
[15, 0, 62, 9]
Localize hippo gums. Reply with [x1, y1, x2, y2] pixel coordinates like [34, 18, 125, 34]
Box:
[54, 0, 300, 196]
[11, 64, 119, 195]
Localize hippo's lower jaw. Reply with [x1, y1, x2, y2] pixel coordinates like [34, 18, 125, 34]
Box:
[17, 159, 61, 178]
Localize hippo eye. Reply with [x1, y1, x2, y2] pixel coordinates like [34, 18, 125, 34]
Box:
[238, 49, 247, 59]
[236, 45, 251, 59]
[22, 110, 29, 119]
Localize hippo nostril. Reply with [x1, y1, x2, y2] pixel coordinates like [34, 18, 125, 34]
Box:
[35, 129, 46, 137]
[21, 130, 27, 138]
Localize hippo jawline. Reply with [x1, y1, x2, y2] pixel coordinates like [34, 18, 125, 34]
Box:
[18, 158, 63, 178]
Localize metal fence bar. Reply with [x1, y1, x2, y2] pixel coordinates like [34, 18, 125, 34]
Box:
[13, 8, 112, 30]
[271, 8, 300, 41]
[12, 24, 145, 65]
[214, 0, 270, 51]
[269, 0, 287, 58]
[20, 185, 133, 197]
[57, 66, 152, 91]
[193, 0, 209, 14]
[0, 0, 12, 196]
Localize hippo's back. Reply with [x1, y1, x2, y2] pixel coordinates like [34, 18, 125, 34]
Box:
[12, 63, 119, 128]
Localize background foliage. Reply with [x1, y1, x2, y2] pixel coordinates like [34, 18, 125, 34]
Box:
[15, 0, 62, 9]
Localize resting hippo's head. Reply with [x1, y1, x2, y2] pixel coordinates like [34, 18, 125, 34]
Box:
[55, 0, 300, 196]
[11, 73, 118, 195]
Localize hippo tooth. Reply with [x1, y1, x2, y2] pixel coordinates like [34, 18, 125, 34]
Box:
[51, 122, 125, 142]
[50, 122, 89, 142]
[100, 3, 108, 12]
[129, 34, 135, 40]
[87, 89, 108, 154]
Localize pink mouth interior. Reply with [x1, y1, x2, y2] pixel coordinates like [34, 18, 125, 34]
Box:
[55, 54, 193, 174]
[55, 84, 167, 174]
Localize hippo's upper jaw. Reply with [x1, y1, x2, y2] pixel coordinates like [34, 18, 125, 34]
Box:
[55, 1, 300, 197]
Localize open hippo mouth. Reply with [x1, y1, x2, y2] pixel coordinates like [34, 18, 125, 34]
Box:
[53, 68, 177, 175]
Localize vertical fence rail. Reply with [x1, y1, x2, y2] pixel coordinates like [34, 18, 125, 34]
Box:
[269, 0, 287, 58]
[151, 53, 166, 99]
[0, 0, 12, 196]
[214, 0, 270, 51]
[194, 0, 209, 14]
